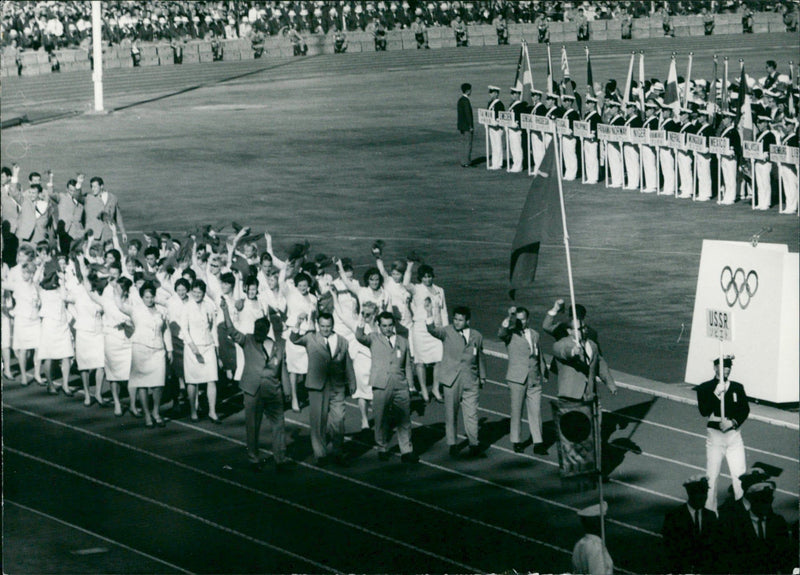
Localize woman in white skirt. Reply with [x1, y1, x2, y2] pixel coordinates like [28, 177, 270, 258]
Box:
[11, 261, 42, 386]
[282, 270, 317, 412]
[117, 281, 173, 428]
[181, 279, 220, 423]
[406, 262, 448, 403]
[72, 260, 107, 406]
[91, 268, 133, 417]
[38, 265, 75, 396]
[332, 290, 376, 430]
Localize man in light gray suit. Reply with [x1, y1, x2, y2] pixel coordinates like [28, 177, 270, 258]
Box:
[290, 312, 355, 466]
[355, 311, 418, 463]
[426, 303, 486, 458]
[84, 177, 127, 244]
[498, 306, 549, 454]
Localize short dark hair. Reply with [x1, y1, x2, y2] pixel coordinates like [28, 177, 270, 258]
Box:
[766, 60, 777, 69]
[144, 246, 159, 259]
[90, 176, 104, 186]
[220, 272, 236, 287]
[29, 171, 41, 181]
[363, 267, 383, 288]
[105, 249, 121, 263]
[1, 167, 11, 177]
[117, 276, 133, 296]
[294, 272, 312, 287]
[139, 281, 157, 298]
[453, 305, 471, 321]
[461, 82, 472, 93]
[191, 279, 207, 293]
[182, 267, 197, 281]
[31, 183, 42, 193]
[174, 278, 191, 292]
[245, 276, 259, 290]
[129, 238, 142, 250]
[260, 252, 273, 264]
[67, 178, 77, 188]
[377, 311, 395, 324]
[417, 264, 434, 281]
[318, 311, 334, 324]
[516, 306, 529, 319]
[254, 316, 271, 335]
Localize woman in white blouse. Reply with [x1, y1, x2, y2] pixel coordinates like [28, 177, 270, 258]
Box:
[10, 261, 42, 386]
[406, 262, 448, 403]
[72, 259, 107, 406]
[38, 265, 75, 396]
[181, 279, 220, 423]
[282, 270, 317, 412]
[117, 281, 173, 428]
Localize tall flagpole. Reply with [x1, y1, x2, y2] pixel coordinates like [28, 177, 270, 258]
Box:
[622, 51, 635, 107]
[684, 52, 694, 108]
[92, 0, 104, 112]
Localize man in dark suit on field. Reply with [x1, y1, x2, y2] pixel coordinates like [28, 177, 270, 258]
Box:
[457, 82, 474, 167]
[219, 299, 291, 472]
[426, 303, 486, 458]
[662, 475, 719, 574]
[355, 311, 418, 463]
[716, 467, 795, 574]
[498, 306, 549, 454]
[290, 312, 355, 466]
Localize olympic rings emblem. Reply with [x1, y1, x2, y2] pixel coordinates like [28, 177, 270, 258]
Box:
[720, 266, 759, 309]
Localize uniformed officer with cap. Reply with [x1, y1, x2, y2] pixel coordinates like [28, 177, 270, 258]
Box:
[487, 85, 505, 170]
[778, 117, 798, 214]
[717, 108, 741, 204]
[716, 466, 794, 574]
[529, 89, 547, 172]
[507, 86, 527, 172]
[662, 475, 719, 573]
[676, 105, 697, 198]
[754, 110, 778, 210]
[561, 93, 580, 180]
[572, 502, 613, 575]
[583, 94, 602, 183]
[696, 355, 750, 513]
[659, 103, 681, 195]
[605, 97, 625, 188]
[694, 107, 715, 201]
[641, 100, 660, 192]
[623, 100, 643, 190]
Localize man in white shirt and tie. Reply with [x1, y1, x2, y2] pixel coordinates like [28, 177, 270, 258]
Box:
[498, 306, 549, 454]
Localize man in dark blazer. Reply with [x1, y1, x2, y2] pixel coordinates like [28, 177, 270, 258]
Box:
[290, 312, 355, 466]
[716, 467, 794, 574]
[498, 306, 548, 454]
[696, 355, 749, 513]
[662, 475, 719, 573]
[426, 303, 486, 458]
[355, 311, 418, 463]
[457, 83, 474, 167]
[219, 298, 291, 472]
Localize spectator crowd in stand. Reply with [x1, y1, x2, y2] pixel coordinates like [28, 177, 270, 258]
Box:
[2, 0, 799, 52]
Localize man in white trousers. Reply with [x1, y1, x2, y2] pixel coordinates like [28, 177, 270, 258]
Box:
[623, 100, 643, 190]
[778, 118, 798, 214]
[754, 112, 777, 210]
[677, 106, 697, 198]
[606, 97, 625, 188]
[659, 104, 680, 195]
[717, 110, 741, 204]
[487, 85, 505, 170]
[507, 86, 527, 173]
[694, 108, 714, 201]
[561, 94, 580, 180]
[529, 89, 546, 172]
[641, 100, 660, 192]
[583, 94, 602, 184]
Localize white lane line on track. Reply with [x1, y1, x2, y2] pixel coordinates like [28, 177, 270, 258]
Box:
[4, 500, 195, 575]
[5, 403, 642, 573]
[4, 405, 481, 573]
[481, 374, 799, 464]
[4, 447, 337, 575]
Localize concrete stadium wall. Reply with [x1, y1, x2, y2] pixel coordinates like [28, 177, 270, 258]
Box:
[0, 11, 789, 78]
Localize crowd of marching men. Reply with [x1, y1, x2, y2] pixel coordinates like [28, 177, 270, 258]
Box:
[479, 51, 799, 215]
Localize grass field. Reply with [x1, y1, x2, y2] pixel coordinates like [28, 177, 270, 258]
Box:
[2, 35, 798, 384]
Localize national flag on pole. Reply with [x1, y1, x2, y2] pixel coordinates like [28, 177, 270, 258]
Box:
[585, 46, 594, 96]
[708, 56, 718, 122]
[663, 56, 681, 115]
[523, 43, 534, 90]
[513, 44, 525, 92]
[546, 43, 554, 95]
[561, 45, 570, 79]
[621, 51, 635, 108]
[638, 51, 645, 112]
[509, 140, 563, 298]
[721, 58, 729, 112]
[789, 61, 796, 117]
[736, 63, 754, 141]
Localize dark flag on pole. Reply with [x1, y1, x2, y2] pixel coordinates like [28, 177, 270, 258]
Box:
[586, 46, 594, 96]
[509, 140, 563, 299]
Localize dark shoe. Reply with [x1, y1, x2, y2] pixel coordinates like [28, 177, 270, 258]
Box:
[467, 445, 486, 458]
[96, 397, 110, 408]
[154, 418, 166, 428]
[448, 445, 461, 458]
[314, 455, 330, 467]
[512, 442, 525, 453]
[208, 415, 222, 425]
[533, 443, 549, 455]
[61, 386, 75, 396]
[401, 452, 419, 464]
[130, 409, 144, 419]
[378, 451, 391, 462]
[46, 386, 59, 395]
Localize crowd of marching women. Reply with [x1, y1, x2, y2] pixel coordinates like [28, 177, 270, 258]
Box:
[480, 51, 799, 214]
